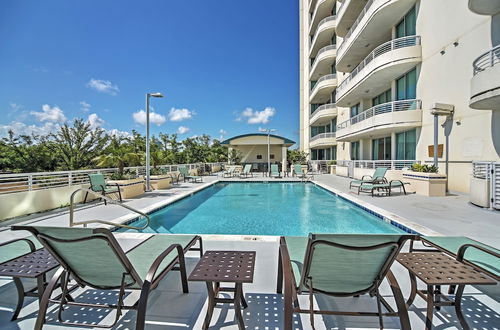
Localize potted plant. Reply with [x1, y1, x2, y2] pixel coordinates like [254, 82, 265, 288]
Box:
[402, 163, 447, 196]
[328, 160, 337, 175]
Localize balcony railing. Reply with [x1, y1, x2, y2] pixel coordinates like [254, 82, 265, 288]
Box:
[310, 103, 336, 118]
[310, 132, 336, 142]
[336, 0, 348, 19]
[337, 0, 375, 54]
[336, 159, 418, 170]
[337, 36, 421, 96]
[336, 99, 421, 131]
[309, 0, 332, 30]
[310, 44, 337, 70]
[309, 15, 336, 48]
[473, 45, 500, 75]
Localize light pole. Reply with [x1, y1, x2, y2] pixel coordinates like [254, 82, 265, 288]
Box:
[145, 92, 164, 192]
[259, 128, 276, 175]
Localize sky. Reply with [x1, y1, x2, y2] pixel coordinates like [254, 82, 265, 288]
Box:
[0, 0, 299, 145]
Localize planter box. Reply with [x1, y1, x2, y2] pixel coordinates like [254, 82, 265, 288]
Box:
[148, 175, 172, 190]
[402, 171, 447, 197]
[329, 165, 336, 175]
[469, 177, 490, 208]
[108, 178, 144, 199]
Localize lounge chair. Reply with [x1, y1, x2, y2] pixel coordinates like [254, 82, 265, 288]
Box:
[276, 233, 414, 329]
[222, 165, 236, 178]
[293, 164, 313, 181]
[84, 173, 122, 205]
[239, 164, 253, 178]
[359, 180, 409, 196]
[270, 164, 281, 178]
[349, 167, 388, 192]
[11, 226, 203, 330]
[179, 166, 202, 183]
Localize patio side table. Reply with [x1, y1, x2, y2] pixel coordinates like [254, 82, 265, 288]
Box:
[189, 250, 256, 330]
[397, 252, 496, 330]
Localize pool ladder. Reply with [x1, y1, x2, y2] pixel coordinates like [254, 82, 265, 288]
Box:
[69, 188, 151, 230]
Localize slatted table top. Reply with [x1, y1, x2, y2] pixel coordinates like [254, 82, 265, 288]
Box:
[188, 251, 256, 283]
[397, 252, 496, 286]
[0, 249, 59, 278]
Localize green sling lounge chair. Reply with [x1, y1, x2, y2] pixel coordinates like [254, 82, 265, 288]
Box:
[276, 233, 414, 330]
[222, 165, 236, 178]
[359, 180, 409, 196]
[84, 173, 122, 205]
[12, 226, 203, 330]
[178, 166, 202, 183]
[240, 164, 253, 178]
[294, 164, 314, 181]
[349, 167, 388, 192]
[270, 164, 281, 178]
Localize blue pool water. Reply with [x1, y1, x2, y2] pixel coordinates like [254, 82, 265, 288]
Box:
[120, 183, 403, 236]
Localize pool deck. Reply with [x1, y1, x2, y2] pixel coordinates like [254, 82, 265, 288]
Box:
[0, 172, 499, 329]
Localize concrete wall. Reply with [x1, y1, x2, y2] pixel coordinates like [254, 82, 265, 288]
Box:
[233, 145, 284, 163]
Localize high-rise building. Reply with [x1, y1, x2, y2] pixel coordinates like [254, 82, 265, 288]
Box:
[300, 0, 500, 193]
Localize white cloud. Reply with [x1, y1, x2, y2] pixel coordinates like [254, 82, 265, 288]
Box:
[177, 126, 190, 134]
[168, 108, 194, 122]
[9, 103, 21, 111]
[87, 113, 105, 129]
[0, 121, 60, 137]
[132, 109, 166, 126]
[237, 107, 276, 124]
[86, 78, 119, 95]
[108, 128, 131, 138]
[30, 104, 67, 123]
[219, 129, 227, 135]
[80, 101, 91, 112]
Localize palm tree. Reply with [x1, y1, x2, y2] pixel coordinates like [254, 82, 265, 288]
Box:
[93, 137, 142, 179]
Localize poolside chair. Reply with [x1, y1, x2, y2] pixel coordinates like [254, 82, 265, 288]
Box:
[349, 167, 388, 192]
[239, 164, 253, 178]
[84, 173, 122, 205]
[276, 233, 414, 329]
[359, 180, 409, 196]
[293, 164, 314, 181]
[270, 164, 281, 178]
[179, 166, 202, 183]
[11, 225, 203, 330]
[222, 165, 236, 178]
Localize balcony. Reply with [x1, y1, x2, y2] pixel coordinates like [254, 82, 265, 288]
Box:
[309, 0, 336, 35]
[336, 36, 421, 107]
[309, 44, 336, 80]
[468, 0, 500, 15]
[309, 103, 337, 126]
[310, 73, 337, 103]
[336, 0, 417, 72]
[336, 0, 369, 37]
[309, 15, 336, 57]
[309, 132, 337, 148]
[470, 45, 500, 110]
[336, 99, 422, 142]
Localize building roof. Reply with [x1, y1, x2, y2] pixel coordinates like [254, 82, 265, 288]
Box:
[221, 133, 295, 146]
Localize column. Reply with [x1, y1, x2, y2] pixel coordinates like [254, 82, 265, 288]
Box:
[228, 147, 233, 165]
[391, 132, 397, 170]
[282, 146, 288, 175]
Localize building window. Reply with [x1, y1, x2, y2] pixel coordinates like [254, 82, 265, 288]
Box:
[331, 89, 336, 103]
[257, 155, 262, 160]
[351, 141, 360, 160]
[372, 137, 392, 160]
[396, 129, 417, 160]
[350, 103, 361, 117]
[331, 117, 337, 132]
[331, 146, 337, 160]
[270, 154, 275, 159]
[396, 67, 417, 100]
[311, 149, 318, 160]
[372, 89, 392, 106]
[396, 6, 416, 38]
[310, 103, 320, 114]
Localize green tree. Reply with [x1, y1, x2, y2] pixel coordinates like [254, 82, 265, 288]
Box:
[288, 149, 309, 165]
[93, 136, 142, 178]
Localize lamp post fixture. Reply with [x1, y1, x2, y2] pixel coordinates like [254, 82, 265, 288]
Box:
[259, 128, 276, 175]
[145, 92, 164, 192]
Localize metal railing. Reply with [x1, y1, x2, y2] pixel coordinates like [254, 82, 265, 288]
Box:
[336, 160, 418, 170]
[310, 103, 336, 118]
[310, 44, 336, 70]
[336, 99, 421, 131]
[310, 132, 336, 142]
[337, 0, 375, 54]
[0, 162, 221, 195]
[309, 15, 336, 48]
[473, 45, 500, 75]
[472, 161, 500, 210]
[310, 73, 337, 94]
[337, 36, 421, 97]
[309, 0, 330, 30]
[336, 0, 348, 20]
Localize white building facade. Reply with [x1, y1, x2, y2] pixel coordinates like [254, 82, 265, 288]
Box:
[300, 0, 500, 192]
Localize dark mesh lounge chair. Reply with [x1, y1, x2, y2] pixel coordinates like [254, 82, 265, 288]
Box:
[277, 233, 414, 329]
[84, 173, 122, 205]
[12, 226, 203, 330]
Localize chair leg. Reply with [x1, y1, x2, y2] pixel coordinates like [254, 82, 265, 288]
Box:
[35, 267, 65, 330]
[83, 192, 89, 204]
[276, 248, 283, 294]
[136, 281, 152, 330]
[386, 270, 411, 330]
[11, 277, 24, 321]
[454, 285, 470, 330]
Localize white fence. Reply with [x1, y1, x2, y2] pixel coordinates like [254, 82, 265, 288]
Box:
[472, 161, 500, 210]
[473, 45, 500, 75]
[0, 163, 221, 195]
[336, 160, 417, 170]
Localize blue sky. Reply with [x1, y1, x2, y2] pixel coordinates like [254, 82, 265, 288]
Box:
[0, 0, 299, 144]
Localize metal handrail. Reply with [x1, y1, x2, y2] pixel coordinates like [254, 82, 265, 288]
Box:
[310, 132, 336, 142]
[310, 103, 336, 118]
[69, 187, 151, 230]
[473, 45, 500, 75]
[337, 35, 421, 97]
[336, 160, 418, 170]
[310, 44, 337, 71]
[336, 0, 348, 20]
[337, 0, 375, 54]
[309, 15, 336, 49]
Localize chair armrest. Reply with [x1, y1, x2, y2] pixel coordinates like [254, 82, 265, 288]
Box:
[0, 237, 36, 252]
[144, 243, 185, 284]
[361, 175, 373, 180]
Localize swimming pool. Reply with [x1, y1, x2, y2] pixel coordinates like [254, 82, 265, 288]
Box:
[119, 182, 404, 236]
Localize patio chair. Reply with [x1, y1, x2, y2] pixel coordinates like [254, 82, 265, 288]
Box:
[270, 164, 281, 178]
[276, 233, 414, 329]
[222, 165, 236, 178]
[239, 164, 253, 178]
[293, 164, 314, 181]
[84, 173, 122, 205]
[179, 166, 202, 183]
[358, 180, 409, 196]
[349, 167, 388, 192]
[11, 225, 203, 330]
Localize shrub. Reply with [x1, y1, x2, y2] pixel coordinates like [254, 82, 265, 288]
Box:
[411, 163, 438, 173]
